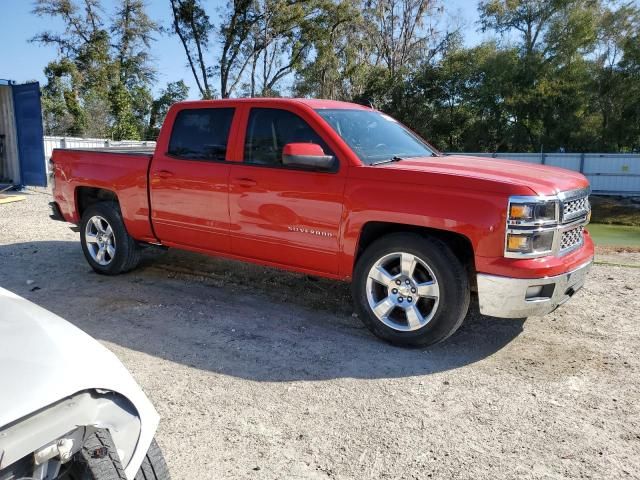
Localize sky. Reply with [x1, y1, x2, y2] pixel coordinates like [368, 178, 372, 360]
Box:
[0, 0, 485, 100]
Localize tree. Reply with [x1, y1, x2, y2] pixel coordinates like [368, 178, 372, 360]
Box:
[36, 0, 640, 152]
[364, 0, 447, 77]
[33, 0, 159, 139]
[218, 0, 322, 98]
[477, 0, 602, 151]
[479, 0, 599, 59]
[218, 0, 261, 98]
[170, 0, 347, 98]
[32, 0, 104, 56]
[245, 0, 329, 97]
[294, 0, 453, 103]
[294, 0, 372, 99]
[40, 59, 83, 136]
[111, 0, 159, 138]
[112, 0, 157, 88]
[169, 0, 215, 98]
[147, 80, 190, 139]
[590, 2, 640, 150]
[109, 82, 140, 140]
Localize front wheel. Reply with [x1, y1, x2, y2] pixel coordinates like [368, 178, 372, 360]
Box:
[352, 233, 470, 347]
[67, 430, 169, 480]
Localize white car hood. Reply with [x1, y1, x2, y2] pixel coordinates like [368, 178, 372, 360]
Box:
[0, 287, 159, 478]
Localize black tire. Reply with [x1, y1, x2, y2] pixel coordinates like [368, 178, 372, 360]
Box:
[134, 438, 170, 480]
[80, 202, 141, 275]
[69, 430, 170, 480]
[352, 232, 470, 347]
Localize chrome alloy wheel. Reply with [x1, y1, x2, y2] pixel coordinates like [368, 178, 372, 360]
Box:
[84, 215, 116, 266]
[365, 252, 440, 331]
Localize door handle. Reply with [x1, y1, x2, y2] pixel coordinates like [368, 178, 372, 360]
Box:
[232, 177, 257, 188]
[157, 170, 174, 179]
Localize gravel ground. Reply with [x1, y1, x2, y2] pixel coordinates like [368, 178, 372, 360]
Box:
[1, 189, 639, 480]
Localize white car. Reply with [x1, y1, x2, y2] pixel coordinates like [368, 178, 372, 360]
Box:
[0, 287, 169, 480]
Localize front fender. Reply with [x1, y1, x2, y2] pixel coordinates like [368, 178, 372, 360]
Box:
[0, 288, 159, 479]
[339, 175, 510, 277]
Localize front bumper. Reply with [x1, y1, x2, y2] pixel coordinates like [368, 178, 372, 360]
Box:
[477, 259, 593, 318]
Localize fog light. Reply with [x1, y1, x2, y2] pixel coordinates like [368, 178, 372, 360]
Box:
[526, 286, 543, 298]
[525, 284, 555, 300]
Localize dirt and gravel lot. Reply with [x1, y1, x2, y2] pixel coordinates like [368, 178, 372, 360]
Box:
[1, 189, 639, 480]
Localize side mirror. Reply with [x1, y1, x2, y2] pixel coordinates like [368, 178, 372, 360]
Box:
[282, 143, 335, 171]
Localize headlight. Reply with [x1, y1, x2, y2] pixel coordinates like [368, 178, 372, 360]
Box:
[508, 200, 558, 225]
[505, 189, 591, 259]
[505, 195, 560, 258]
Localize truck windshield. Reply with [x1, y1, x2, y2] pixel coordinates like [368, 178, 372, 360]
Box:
[315, 109, 436, 165]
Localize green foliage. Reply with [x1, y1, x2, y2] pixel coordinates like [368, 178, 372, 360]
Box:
[169, 0, 215, 98]
[35, 0, 640, 152]
[363, 0, 640, 153]
[112, 0, 158, 88]
[294, 0, 374, 99]
[109, 83, 140, 140]
[40, 59, 85, 135]
[33, 0, 162, 140]
[147, 80, 190, 139]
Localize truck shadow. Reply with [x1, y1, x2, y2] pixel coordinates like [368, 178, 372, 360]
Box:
[0, 241, 524, 382]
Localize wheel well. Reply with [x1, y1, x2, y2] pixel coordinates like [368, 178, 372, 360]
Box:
[75, 187, 118, 218]
[355, 221, 475, 278]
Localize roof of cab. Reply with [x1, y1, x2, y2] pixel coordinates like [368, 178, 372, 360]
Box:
[173, 98, 371, 110]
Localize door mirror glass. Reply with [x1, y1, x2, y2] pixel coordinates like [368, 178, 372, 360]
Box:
[282, 143, 335, 170]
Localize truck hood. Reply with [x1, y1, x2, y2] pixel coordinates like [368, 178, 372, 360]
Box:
[378, 155, 589, 195]
[0, 287, 158, 478]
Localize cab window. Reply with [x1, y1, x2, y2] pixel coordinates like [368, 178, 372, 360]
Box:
[168, 108, 235, 161]
[244, 108, 333, 167]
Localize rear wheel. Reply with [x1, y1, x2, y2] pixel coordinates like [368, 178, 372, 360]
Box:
[352, 233, 470, 346]
[80, 202, 141, 275]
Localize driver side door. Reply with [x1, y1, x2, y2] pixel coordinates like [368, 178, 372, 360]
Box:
[228, 106, 346, 276]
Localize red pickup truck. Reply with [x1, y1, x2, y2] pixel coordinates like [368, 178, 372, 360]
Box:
[50, 98, 594, 346]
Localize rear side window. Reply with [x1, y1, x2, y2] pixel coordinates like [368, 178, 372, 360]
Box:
[244, 108, 332, 166]
[168, 108, 235, 161]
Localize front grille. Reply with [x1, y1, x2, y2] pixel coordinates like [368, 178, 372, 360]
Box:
[561, 225, 584, 251]
[562, 195, 589, 222]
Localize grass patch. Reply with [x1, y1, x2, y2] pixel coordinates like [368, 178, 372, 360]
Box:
[588, 223, 640, 247]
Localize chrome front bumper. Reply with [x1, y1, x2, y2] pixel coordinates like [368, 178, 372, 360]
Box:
[477, 260, 593, 318]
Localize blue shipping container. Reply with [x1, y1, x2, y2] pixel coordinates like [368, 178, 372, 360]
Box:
[0, 79, 47, 188]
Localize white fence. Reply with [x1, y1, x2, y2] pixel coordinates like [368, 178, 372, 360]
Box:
[448, 152, 640, 196]
[44, 135, 156, 159]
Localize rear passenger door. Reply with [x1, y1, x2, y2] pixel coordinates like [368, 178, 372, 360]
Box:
[228, 106, 346, 275]
[149, 107, 236, 252]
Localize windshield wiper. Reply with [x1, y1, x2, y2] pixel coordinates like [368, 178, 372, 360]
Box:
[371, 155, 405, 166]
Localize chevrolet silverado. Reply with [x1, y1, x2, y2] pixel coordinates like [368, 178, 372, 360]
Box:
[50, 98, 594, 346]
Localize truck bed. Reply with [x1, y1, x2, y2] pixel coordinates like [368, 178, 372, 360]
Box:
[50, 147, 156, 242]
